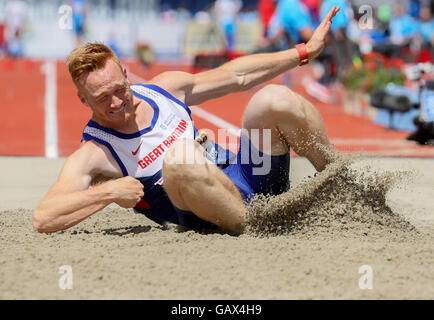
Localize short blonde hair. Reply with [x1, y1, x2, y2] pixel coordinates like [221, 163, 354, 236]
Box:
[67, 42, 122, 86]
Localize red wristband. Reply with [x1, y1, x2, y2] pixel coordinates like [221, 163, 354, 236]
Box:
[295, 43, 309, 66]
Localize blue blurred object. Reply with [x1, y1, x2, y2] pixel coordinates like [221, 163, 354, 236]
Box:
[108, 38, 122, 59]
[420, 85, 434, 122]
[72, 0, 87, 36]
[320, 0, 348, 32]
[418, 19, 434, 42]
[224, 22, 236, 49]
[276, 0, 314, 43]
[372, 83, 421, 131]
[6, 38, 24, 57]
[369, 29, 388, 44]
[409, 0, 421, 19]
[389, 12, 419, 42]
[374, 81, 434, 131]
[374, 108, 418, 131]
[385, 83, 420, 105]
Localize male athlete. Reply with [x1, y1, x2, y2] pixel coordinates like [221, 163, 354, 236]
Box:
[33, 6, 340, 235]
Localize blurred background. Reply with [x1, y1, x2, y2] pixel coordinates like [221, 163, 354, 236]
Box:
[1, 0, 433, 158]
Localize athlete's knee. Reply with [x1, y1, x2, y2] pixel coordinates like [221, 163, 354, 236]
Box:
[259, 84, 306, 123]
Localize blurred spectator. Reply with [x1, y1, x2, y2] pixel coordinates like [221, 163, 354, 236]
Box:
[214, 0, 242, 51]
[254, 0, 314, 54]
[0, 23, 6, 58]
[258, 0, 278, 37]
[275, 0, 314, 46]
[389, 2, 419, 46]
[136, 42, 155, 70]
[181, 0, 212, 16]
[107, 34, 121, 59]
[409, 0, 421, 18]
[416, 5, 434, 61]
[160, 0, 178, 13]
[319, 0, 352, 81]
[417, 5, 434, 46]
[301, 0, 321, 24]
[320, 0, 349, 33]
[161, 0, 213, 16]
[4, 0, 28, 57]
[254, 0, 280, 52]
[71, 0, 89, 46]
[194, 10, 212, 24]
[109, 0, 117, 19]
[346, 4, 376, 56]
[273, 0, 327, 102]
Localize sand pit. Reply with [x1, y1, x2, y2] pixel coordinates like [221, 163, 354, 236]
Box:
[0, 156, 433, 299]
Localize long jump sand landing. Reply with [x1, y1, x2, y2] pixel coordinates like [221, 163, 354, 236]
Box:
[1, 58, 433, 299]
[0, 156, 433, 299]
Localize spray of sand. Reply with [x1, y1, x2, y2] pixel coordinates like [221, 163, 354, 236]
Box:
[245, 152, 418, 239]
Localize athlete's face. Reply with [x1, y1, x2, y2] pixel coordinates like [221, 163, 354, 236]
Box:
[77, 58, 134, 127]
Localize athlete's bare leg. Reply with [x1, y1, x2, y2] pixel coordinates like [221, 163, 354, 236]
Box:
[242, 84, 333, 171]
[163, 85, 332, 234]
[162, 139, 246, 234]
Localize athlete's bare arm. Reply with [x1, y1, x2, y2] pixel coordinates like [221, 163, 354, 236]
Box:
[151, 6, 339, 106]
[33, 141, 144, 233]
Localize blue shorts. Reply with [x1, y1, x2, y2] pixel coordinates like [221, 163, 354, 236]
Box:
[221, 132, 291, 202]
[135, 135, 290, 230]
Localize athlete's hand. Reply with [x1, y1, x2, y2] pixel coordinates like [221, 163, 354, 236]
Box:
[108, 176, 144, 208]
[306, 5, 340, 60]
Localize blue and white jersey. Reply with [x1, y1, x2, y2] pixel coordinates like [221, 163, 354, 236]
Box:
[83, 84, 196, 180]
[81, 84, 232, 225]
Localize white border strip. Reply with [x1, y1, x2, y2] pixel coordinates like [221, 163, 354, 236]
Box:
[43, 60, 58, 158]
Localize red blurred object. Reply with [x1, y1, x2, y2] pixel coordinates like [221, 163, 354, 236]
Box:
[258, 0, 277, 35]
[419, 48, 432, 63]
[399, 47, 430, 63]
[330, 61, 337, 76]
[226, 51, 244, 61]
[363, 52, 405, 71]
[366, 60, 377, 71]
[390, 57, 404, 69]
[301, 0, 320, 19]
[0, 24, 6, 50]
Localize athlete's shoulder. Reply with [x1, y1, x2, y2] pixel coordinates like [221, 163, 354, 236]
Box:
[70, 140, 107, 168]
[148, 71, 194, 102]
[69, 140, 123, 178]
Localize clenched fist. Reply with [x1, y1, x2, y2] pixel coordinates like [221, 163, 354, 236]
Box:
[107, 176, 144, 208]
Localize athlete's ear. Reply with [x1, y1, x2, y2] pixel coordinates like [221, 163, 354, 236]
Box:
[123, 67, 131, 84]
[77, 91, 88, 107]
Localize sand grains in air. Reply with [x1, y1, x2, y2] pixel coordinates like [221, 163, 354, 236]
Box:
[246, 153, 417, 239]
